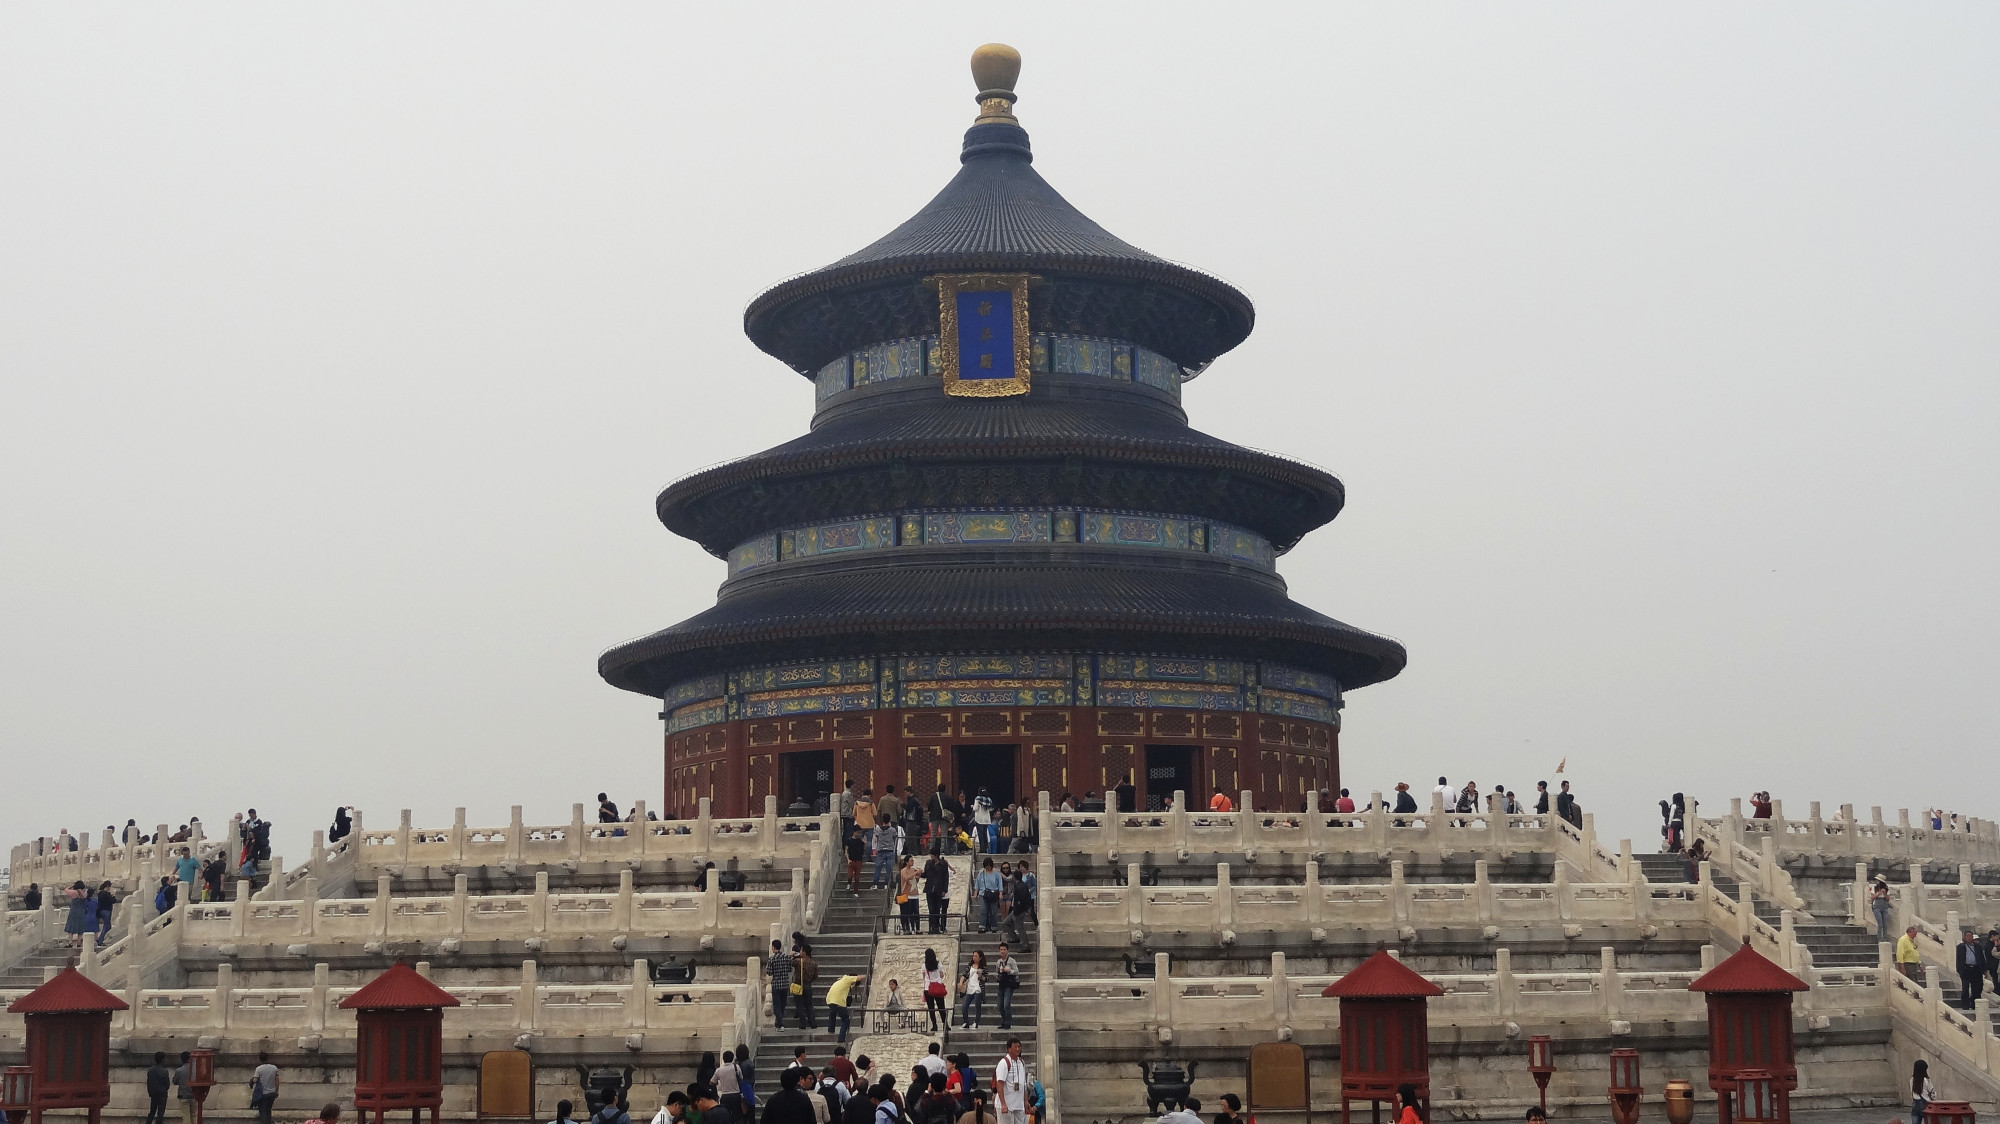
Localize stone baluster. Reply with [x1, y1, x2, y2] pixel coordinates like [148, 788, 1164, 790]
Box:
[395, 810, 412, 863]
[309, 963, 330, 1032]
[452, 874, 470, 939]
[569, 804, 586, 860]
[1700, 943, 1717, 974]
[1898, 809, 1913, 860]
[1474, 860, 1493, 923]
[1126, 864, 1144, 929]
[1780, 910, 1799, 971]
[1851, 862, 1869, 927]
[256, 856, 285, 902]
[612, 869, 633, 932]
[310, 829, 326, 871]
[702, 867, 720, 929]
[533, 871, 550, 935]
[1492, 797, 1511, 854]
[1870, 807, 1886, 857]
[632, 800, 648, 856]
[1270, 950, 1290, 1027]
[1170, 791, 1188, 856]
[300, 875, 319, 939]
[232, 877, 250, 937]
[1808, 802, 1824, 856]
[518, 960, 538, 1031]
[761, 795, 779, 846]
[374, 875, 393, 939]
[1962, 864, 1979, 930]
[1581, 813, 1599, 875]
[507, 806, 524, 862]
[1839, 804, 1857, 851]
[743, 956, 762, 1052]
[1737, 881, 1754, 944]
[214, 962, 234, 1029]
[1102, 797, 1120, 860]
[1215, 862, 1233, 930]
[628, 959, 650, 1028]
[1600, 946, 1622, 1020]
[1618, 839, 1636, 883]
[78, 929, 100, 982]
[1760, 835, 1779, 897]
[1237, 790, 1256, 854]
[122, 959, 142, 1033]
[1909, 867, 1927, 923]
[697, 797, 715, 854]
[1494, 947, 1516, 1019]
[1151, 952, 1171, 1032]
[1304, 860, 1322, 926]
[1924, 964, 1943, 1024]
[451, 807, 467, 863]
[1390, 860, 1409, 925]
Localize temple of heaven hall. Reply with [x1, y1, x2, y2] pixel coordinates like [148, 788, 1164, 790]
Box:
[600, 44, 1405, 819]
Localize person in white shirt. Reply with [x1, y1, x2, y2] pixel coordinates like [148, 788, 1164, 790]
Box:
[1433, 778, 1453, 807]
[1156, 1098, 1202, 1124]
[973, 790, 995, 853]
[992, 1039, 1029, 1124]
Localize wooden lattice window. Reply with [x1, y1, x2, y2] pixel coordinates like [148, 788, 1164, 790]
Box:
[1203, 714, 1241, 741]
[1260, 750, 1282, 797]
[1099, 711, 1143, 737]
[788, 717, 826, 743]
[749, 721, 783, 747]
[1287, 722, 1310, 748]
[834, 715, 873, 740]
[844, 747, 874, 793]
[1153, 712, 1196, 738]
[1101, 744, 1134, 790]
[748, 755, 775, 803]
[1022, 711, 1068, 735]
[1030, 744, 1068, 791]
[904, 713, 952, 738]
[1310, 727, 1331, 752]
[904, 746, 943, 802]
[1258, 719, 1287, 744]
[963, 711, 1011, 735]
[1209, 746, 1238, 794]
[705, 729, 728, 754]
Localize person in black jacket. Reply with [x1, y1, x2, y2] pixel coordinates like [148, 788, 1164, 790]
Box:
[842, 1083, 876, 1124]
[1957, 930, 1987, 1009]
[1534, 781, 1550, 815]
[144, 1051, 173, 1124]
[923, 849, 951, 934]
[1114, 776, 1136, 815]
[761, 1069, 819, 1124]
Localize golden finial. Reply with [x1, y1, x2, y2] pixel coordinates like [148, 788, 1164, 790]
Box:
[970, 43, 1021, 124]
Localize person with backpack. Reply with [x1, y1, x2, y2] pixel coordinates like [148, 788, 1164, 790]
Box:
[593, 1095, 632, 1124]
[917, 1074, 956, 1124]
[842, 1080, 876, 1124]
[95, 882, 116, 946]
[792, 938, 819, 1029]
[716, 1050, 746, 1119]
[872, 1080, 903, 1124]
[154, 877, 177, 915]
[992, 1040, 1028, 1124]
[762, 1069, 819, 1124]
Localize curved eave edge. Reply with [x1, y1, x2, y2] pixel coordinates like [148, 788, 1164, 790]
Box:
[598, 616, 1407, 696]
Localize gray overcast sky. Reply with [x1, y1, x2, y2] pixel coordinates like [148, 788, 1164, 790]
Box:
[3, 5, 1996, 865]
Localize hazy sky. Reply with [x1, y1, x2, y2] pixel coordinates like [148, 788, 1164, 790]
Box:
[3, 6, 1995, 866]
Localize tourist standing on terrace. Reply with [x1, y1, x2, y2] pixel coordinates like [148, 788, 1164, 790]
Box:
[1555, 782, 1578, 825]
[792, 937, 819, 1030]
[250, 1052, 280, 1124]
[176, 848, 200, 899]
[62, 881, 91, 948]
[1535, 781, 1550, 814]
[874, 820, 905, 890]
[972, 789, 995, 853]
[825, 972, 867, 1043]
[1115, 775, 1136, 814]
[856, 790, 877, 839]
[144, 1051, 172, 1124]
[1208, 789, 1233, 812]
[329, 806, 352, 843]
[1870, 878, 1894, 941]
[1433, 777, 1453, 806]
[846, 830, 868, 895]
[769, 939, 796, 1026]
[975, 859, 1002, 933]
[1985, 931, 2000, 994]
[993, 944, 1020, 1030]
[921, 951, 949, 1031]
[598, 793, 621, 823]
[1912, 1060, 1936, 1122]
[1957, 931, 1987, 1009]
[1897, 926, 1923, 980]
[21, 883, 41, 910]
[923, 848, 951, 934]
[1335, 789, 1355, 813]
[878, 786, 902, 839]
[959, 951, 987, 1028]
[94, 881, 115, 945]
[764, 1070, 819, 1124]
[173, 1051, 195, 1124]
[897, 858, 921, 933]
[1750, 791, 1772, 818]
[993, 1040, 1027, 1124]
[838, 780, 858, 840]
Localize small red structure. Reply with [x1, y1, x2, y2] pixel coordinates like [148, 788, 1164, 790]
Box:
[5, 967, 130, 1124]
[1924, 1103, 1976, 1124]
[1323, 950, 1443, 1124]
[186, 1049, 218, 1124]
[1527, 1035, 1555, 1112]
[1608, 1048, 1643, 1124]
[340, 962, 461, 1124]
[1689, 945, 1809, 1124]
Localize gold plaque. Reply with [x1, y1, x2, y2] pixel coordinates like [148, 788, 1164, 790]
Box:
[935, 273, 1033, 397]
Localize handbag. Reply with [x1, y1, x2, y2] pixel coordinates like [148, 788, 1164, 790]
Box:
[789, 982, 804, 996]
[926, 980, 947, 998]
[895, 893, 909, 904]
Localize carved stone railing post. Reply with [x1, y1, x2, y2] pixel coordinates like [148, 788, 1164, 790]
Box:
[1851, 862, 1870, 926]
[1304, 860, 1322, 926]
[632, 802, 649, 860]
[702, 867, 720, 929]
[213, 962, 234, 1029]
[569, 804, 586, 860]
[375, 875, 393, 939]
[232, 877, 250, 937]
[1215, 862, 1234, 930]
[452, 874, 470, 939]
[451, 807, 467, 863]
[1494, 947, 1516, 1019]
[533, 871, 550, 935]
[1237, 791, 1255, 853]
[1170, 790, 1188, 855]
[1270, 950, 1290, 1026]
[613, 869, 634, 932]
[627, 959, 650, 1028]
[517, 960, 538, 1031]
[309, 963, 330, 1032]
[507, 806, 524, 863]
[1737, 881, 1754, 944]
[1600, 946, 1622, 1020]
[396, 810, 412, 863]
[1152, 952, 1172, 1031]
[1127, 864, 1144, 929]
[1368, 791, 1387, 854]
[1474, 860, 1493, 923]
[310, 830, 327, 871]
[1390, 860, 1408, 924]
[300, 876, 319, 939]
[1962, 865, 1979, 931]
[697, 797, 715, 854]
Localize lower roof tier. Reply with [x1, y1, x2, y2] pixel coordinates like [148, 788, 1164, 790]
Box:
[598, 550, 1406, 697]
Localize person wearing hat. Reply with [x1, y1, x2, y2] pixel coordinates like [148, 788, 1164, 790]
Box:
[1392, 783, 1417, 825]
[1869, 877, 1893, 942]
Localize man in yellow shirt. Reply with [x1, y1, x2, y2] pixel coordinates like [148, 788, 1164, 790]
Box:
[825, 973, 868, 1044]
[1897, 925, 1924, 980]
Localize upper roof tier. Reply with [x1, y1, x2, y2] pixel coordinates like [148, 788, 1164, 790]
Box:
[742, 44, 1255, 376]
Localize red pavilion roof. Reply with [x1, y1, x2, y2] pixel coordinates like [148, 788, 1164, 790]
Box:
[338, 963, 461, 1010]
[8, 967, 130, 1014]
[1689, 945, 1810, 993]
[1322, 950, 1445, 998]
